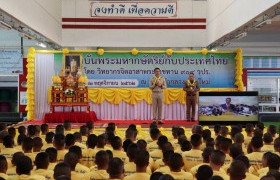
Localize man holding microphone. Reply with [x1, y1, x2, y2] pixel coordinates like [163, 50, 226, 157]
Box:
[149, 68, 166, 124]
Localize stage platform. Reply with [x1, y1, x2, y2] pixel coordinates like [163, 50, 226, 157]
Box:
[16, 120, 197, 128]
[44, 112, 97, 123]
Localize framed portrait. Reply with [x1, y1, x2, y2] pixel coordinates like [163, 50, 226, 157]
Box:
[63, 54, 82, 76]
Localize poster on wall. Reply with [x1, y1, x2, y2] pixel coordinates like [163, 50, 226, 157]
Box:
[0, 49, 22, 75]
[20, 91, 27, 105]
[54, 52, 237, 88]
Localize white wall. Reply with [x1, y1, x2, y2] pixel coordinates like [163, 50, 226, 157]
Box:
[61, 0, 207, 48]
[0, 0, 61, 44]
[1, 0, 280, 50]
[207, 0, 280, 45]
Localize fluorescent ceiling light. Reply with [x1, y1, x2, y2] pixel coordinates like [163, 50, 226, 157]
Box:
[220, 41, 230, 47]
[254, 19, 272, 29]
[37, 42, 47, 48]
[235, 32, 247, 40]
[0, 21, 12, 30]
[20, 32, 35, 40]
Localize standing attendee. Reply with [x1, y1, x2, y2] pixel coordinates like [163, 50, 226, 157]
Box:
[183, 72, 200, 121]
[149, 68, 166, 124]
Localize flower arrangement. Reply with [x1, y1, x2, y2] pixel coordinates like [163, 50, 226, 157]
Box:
[166, 48, 173, 56]
[97, 48, 104, 56]
[62, 48, 69, 54]
[201, 48, 208, 55]
[131, 48, 139, 56]
[26, 47, 35, 120]
[65, 89, 75, 95]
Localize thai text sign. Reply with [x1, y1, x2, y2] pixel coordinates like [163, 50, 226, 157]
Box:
[81, 52, 237, 88]
[0, 49, 22, 75]
[90, 0, 177, 18]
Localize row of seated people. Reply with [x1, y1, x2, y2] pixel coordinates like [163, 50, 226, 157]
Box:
[0, 121, 279, 180]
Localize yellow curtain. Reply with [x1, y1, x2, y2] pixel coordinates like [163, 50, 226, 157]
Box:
[48, 88, 238, 105]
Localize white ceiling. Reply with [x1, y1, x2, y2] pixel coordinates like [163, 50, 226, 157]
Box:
[234, 15, 280, 43]
[0, 1, 279, 56]
[0, 29, 38, 47]
[0, 29, 50, 56]
[215, 13, 280, 56]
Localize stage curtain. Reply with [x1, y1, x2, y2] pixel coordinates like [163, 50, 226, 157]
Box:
[48, 87, 238, 105]
[88, 88, 186, 105]
[35, 53, 55, 120]
[88, 88, 237, 105]
[45, 99, 196, 120]
[88, 88, 153, 105]
[90, 100, 197, 120]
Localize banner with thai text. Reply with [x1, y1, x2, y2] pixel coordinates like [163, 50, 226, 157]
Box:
[0, 49, 22, 75]
[54, 52, 237, 88]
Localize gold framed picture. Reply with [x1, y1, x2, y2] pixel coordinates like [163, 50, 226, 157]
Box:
[63, 54, 82, 76]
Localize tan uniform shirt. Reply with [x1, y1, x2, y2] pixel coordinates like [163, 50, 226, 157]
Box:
[149, 76, 166, 92]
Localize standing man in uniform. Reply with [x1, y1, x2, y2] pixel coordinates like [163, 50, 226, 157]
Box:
[149, 68, 167, 124]
[183, 72, 200, 121]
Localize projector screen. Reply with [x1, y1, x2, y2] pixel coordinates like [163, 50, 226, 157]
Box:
[198, 92, 259, 125]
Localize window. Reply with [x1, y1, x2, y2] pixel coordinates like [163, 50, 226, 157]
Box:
[247, 73, 280, 113]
